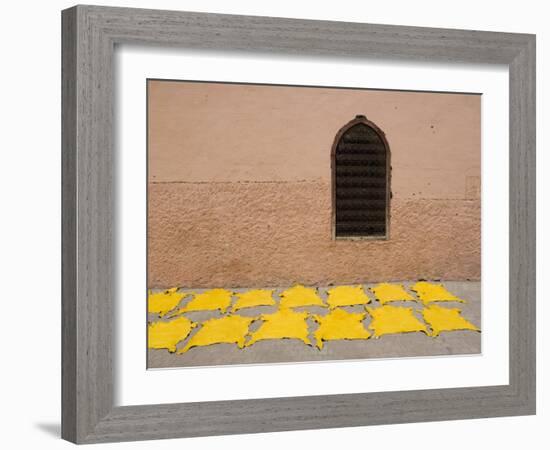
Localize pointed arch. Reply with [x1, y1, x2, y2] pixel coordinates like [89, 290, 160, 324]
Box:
[331, 115, 391, 239]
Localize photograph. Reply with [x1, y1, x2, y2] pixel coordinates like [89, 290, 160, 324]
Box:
[146, 79, 482, 368]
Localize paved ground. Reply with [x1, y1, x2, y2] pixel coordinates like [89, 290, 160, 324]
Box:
[148, 281, 481, 369]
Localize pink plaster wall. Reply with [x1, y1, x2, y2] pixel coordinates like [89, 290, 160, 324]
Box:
[147, 80, 481, 288]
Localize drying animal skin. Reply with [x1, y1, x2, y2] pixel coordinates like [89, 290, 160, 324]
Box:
[411, 281, 465, 304]
[232, 289, 276, 312]
[148, 315, 196, 352]
[147, 287, 187, 316]
[326, 285, 371, 309]
[369, 283, 415, 305]
[246, 308, 312, 346]
[167, 289, 233, 317]
[178, 315, 256, 354]
[312, 308, 370, 349]
[421, 304, 480, 337]
[279, 285, 325, 308]
[366, 305, 428, 338]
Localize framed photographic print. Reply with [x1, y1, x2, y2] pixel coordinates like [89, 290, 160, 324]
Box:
[62, 4, 536, 444]
[146, 79, 483, 369]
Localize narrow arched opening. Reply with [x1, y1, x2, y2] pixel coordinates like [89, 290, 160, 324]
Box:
[331, 115, 391, 240]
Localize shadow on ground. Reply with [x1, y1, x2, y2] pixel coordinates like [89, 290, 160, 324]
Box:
[35, 423, 60, 438]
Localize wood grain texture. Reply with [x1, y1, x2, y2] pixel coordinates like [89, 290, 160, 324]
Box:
[61, 7, 77, 443]
[61, 4, 536, 444]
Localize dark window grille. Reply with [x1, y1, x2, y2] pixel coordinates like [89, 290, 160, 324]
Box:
[332, 116, 390, 239]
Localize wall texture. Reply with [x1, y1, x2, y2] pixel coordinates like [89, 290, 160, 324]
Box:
[148, 80, 481, 288]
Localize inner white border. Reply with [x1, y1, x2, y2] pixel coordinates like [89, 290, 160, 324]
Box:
[115, 45, 509, 406]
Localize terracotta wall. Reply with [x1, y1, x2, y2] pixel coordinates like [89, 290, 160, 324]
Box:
[148, 80, 481, 288]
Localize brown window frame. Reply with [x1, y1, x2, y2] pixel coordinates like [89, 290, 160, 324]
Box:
[331, 115, 392, 241]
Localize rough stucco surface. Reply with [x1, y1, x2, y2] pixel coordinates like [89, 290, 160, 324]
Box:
[148, 181, 480, 288]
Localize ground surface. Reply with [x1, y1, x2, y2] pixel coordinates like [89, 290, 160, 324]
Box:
[147, 281, 481, 369]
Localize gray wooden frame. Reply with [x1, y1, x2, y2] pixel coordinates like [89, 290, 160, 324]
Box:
[62, 4, 536, 444]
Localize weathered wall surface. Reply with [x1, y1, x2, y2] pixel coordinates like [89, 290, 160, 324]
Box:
[148, 181, 481, 287]
[148, 81, 481, 288]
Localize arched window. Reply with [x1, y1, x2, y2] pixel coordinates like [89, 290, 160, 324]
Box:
[331, 115, 391, 239]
